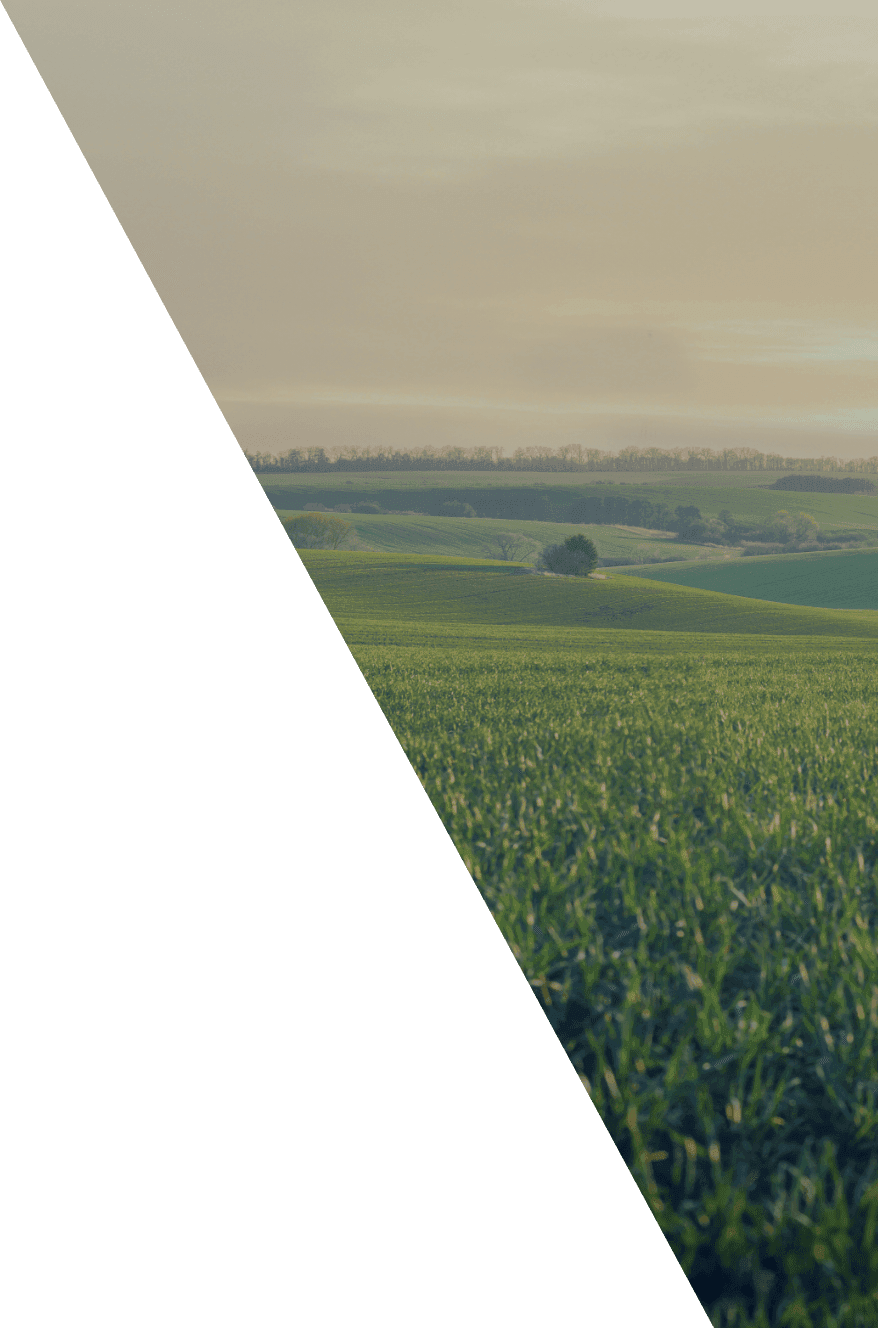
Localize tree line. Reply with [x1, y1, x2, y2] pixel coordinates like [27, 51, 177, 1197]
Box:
[244, 442, 878, 475]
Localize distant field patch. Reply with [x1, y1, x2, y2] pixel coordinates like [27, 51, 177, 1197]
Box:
[618, 548, 878, 610]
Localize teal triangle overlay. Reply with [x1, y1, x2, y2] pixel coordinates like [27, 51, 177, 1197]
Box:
[0, 5, 706, 1322]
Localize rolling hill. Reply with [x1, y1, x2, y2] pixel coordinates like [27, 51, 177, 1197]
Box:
[297, 551, 878, 648]
[615, 546, 878, 610]
[277, 509, 725, 565]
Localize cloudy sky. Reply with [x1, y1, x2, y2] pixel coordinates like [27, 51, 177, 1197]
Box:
[8, 1, 878, 457]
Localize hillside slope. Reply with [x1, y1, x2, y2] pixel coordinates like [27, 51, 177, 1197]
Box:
[278, 509, 720, 565]
[298, 551, 878, 640]
[616, 547, 878, 610]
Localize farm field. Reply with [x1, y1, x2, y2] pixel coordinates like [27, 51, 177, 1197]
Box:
[277, 509, 727, 565]
[261, 471, 878, 542]
[293, 542, 878, 1324]
[352, 643, 878, 1327]
[616, 549, 878, 611]
[298, 551, 878, 642]
[329, 616, 878, 659]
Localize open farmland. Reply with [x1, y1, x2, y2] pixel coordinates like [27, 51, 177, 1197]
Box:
[352, 644, 878, 1327]
[292, 540, 878, 1325]
[261, 471, 878, 545]
[277, 509, 725, 565]
[615, 549, 878, 612]
[298, 551, 878, 642]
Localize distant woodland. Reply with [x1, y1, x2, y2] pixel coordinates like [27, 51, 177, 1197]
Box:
[243, 443, 878, 475]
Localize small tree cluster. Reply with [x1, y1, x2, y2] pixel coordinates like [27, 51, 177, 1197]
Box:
[538, 534, 598, 576]
[676, 505, 826, 548]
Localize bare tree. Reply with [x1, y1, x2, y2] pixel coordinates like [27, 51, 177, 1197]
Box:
[490, 531, 539, 563]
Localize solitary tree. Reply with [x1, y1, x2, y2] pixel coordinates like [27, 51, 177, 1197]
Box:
[538, 533, 598, 576]
[282, 512, 354, 550]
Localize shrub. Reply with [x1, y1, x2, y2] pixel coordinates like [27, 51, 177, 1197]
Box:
[539, 534, 598, 576]
[440, 500, 477, 518]
[282, 512, 354, 550]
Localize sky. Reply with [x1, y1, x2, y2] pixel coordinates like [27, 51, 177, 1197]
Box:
[7, 0, 878, 458]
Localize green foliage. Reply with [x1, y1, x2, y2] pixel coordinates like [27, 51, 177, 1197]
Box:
[355, 645, 878, 1326]
[677, 506, 836, 552]
[440, 500, 477, 518]
[281, 511, 354, 550]
[565, 532, 599, 563]
[539, 533, 599, 575]
[768, 511, 821, 545]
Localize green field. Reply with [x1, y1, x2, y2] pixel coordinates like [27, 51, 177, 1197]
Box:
[615, 549, 878, 612]
[279, 509, 727, 565]
[329, 616, 878, 660]
[299, 551, 878, 642]
[353, 644, 878, 1327]
[292, 540, 878, 1324]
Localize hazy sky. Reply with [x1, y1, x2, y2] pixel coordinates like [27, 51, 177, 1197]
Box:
[8, 1, 878, 457]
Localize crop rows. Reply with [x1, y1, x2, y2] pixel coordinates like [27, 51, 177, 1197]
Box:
[355, 645, 878, 1328]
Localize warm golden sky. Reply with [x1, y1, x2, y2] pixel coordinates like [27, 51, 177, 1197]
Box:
[9, 1, 878, 457]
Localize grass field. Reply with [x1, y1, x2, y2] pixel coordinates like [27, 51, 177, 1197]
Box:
[614, 549, 878, 612]
[294, 545, 878, 1323]
[278, 509, 727, 564]
[352, 644, 878, 1327]
[261, 471, 878, 542]
[299, 551, 878, 642]
[329, 616, 878, 659]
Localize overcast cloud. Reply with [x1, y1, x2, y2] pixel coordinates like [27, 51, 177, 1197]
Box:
[7, 1, 878, 456]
